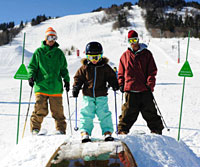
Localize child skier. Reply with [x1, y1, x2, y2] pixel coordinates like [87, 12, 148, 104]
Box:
[72, 41, 119, 143]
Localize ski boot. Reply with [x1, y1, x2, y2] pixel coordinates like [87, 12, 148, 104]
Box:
[81, 132, 91, 143]
[104, 131, 114, 141]
[32, 129, 39, 135]
[151, 129, 162, 135]
[118, 130, 128, 135]
[54, 130, 66, 135]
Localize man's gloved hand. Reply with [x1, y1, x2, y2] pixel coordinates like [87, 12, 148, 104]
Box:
[72, 86, 80, 97]
[119, 85, 124, 93]
[28, 77, 34, 87]
[64, 81, 70, 92]
[146, 85, 152, 92]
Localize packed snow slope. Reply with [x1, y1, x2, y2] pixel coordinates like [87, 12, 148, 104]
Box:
[1, 133, 200, 167]
[0, 5, 200, 167]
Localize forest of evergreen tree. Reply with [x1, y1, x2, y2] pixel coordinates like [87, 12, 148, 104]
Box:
[138, 0, 200, 38]
[0, 15, 51, 46]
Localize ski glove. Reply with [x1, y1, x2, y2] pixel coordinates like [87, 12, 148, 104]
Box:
[72, 86, 80, 97]
[28, 77, 34, 87]
[112, 84, 119, 91]
[64, 81, 70, 92]
[119, 85, 124, 93]
[146, 85, 152, 92]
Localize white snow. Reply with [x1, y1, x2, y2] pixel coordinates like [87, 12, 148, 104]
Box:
[166, 6, 200, 18]
[0, 5, 200, 167]
[1, 135, 66, 167]
[119, 132, 200, 167]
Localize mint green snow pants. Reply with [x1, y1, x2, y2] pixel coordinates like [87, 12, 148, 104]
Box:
[80, 96, 114, 136]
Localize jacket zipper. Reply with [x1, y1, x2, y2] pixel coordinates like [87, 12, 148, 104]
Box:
[93, 67, 97, 97]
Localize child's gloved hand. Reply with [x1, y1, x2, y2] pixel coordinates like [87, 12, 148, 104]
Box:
[72, 86, 79, 97]
[112, 84, 119, 91]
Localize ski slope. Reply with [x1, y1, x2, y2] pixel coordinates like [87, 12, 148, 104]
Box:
[0, 5, 200, 167]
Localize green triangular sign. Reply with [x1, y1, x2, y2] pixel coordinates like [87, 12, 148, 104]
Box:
[178, 61, 193, 77]
[14, 64, 29, 80]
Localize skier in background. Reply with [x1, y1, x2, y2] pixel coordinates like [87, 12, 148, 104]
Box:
[117, 30, 164, 135]
[72, 41, 119, 143]
[28, 27, 70, 135]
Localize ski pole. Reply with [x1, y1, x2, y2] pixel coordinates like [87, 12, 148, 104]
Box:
[74, 97, 79, 131]
[66, 91, 73, 135]
[114, 91, 118, 134]
[22, 87, 33, 138]
[122, 93, 123, 103]
[152, 92, 170, 131]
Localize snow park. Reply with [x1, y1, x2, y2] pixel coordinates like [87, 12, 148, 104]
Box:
[0, 2, 200, 167]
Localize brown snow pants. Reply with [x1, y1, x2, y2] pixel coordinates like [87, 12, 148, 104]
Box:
[118, 91, 164, 133]
[30, 94, 66, 133]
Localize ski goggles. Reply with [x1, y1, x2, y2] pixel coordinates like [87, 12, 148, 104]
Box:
[87, 54, 102, 62]
[46, 35, 57, 41]
[128, 37, 139, 44]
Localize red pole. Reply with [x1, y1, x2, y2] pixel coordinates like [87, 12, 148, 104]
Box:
[178, 40, 180, 63]
[77, 49, 79, 57]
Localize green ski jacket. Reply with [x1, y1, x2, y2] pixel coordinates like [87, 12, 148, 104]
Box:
[28, 41, 70, 95]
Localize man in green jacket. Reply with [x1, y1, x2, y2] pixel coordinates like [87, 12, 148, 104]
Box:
[28, 27, 70, 135]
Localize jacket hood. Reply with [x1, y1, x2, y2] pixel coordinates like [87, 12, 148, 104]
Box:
[128, 43, 148, 54]
[81, 57, 109, 66]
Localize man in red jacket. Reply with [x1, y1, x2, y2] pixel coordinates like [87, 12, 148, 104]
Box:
[118, 30, 164, 135]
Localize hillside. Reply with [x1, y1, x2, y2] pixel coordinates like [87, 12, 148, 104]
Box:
[138, 0, 200, 38]
[0, 5, 200, 167]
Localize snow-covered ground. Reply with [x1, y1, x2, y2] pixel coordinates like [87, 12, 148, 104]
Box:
[166, 6, 200, 18]
[0, 5, 200, 167]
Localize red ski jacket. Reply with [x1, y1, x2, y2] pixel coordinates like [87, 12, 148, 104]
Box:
[118, 44, 157, 92]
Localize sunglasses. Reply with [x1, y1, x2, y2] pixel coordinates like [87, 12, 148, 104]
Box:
[46, 35, 57, 41]
[128, 37, 139, 44]
[87, 54, 102, 62]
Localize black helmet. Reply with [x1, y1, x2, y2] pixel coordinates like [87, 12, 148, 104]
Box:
[85, 42, 103, 55]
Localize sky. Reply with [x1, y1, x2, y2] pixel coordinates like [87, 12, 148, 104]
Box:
[0, 0, 199, 25]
